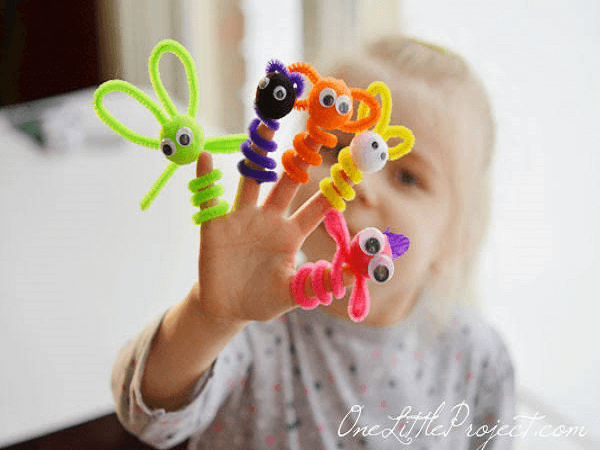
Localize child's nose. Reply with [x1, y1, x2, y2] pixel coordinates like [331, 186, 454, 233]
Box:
[353, 178, 379, 207]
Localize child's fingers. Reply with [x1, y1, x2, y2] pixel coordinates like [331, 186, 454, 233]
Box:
[233, 123, 275, 211]
[192, 151, 221, 230]
[288, 191, 333, 237]
[195, 151, 216, 207]
[261, 170, 303, 215]
[232, 174, 260, 211]
[301, 265, 355, 299]
[263, 132, 321, 215]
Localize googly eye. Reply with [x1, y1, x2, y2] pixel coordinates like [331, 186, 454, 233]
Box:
[358, 227, 386, 255]
[176, 127, 194, 147]
[319, 87, 337, 108]
[258, 76, 270, 90]
[350, 132, 389, 173]
[273, 85, 287, 101]
[368, 255, 394, 284]
[161, 138, 176, 157]
[335, 95, 351, 116]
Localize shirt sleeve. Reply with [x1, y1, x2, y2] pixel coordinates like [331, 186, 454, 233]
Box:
[110, 309, 253, 449]
[468, 331, 516, 450]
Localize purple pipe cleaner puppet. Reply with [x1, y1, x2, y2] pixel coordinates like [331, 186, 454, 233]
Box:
[238, 60, 305, 183]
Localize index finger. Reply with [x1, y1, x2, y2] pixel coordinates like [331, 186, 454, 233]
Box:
[234, 122, 276, 210]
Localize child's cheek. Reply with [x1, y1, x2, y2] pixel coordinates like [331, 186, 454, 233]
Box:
[401, 228, 438, 281]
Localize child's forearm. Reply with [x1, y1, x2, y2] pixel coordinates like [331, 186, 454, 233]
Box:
[140, 282, 250, 411]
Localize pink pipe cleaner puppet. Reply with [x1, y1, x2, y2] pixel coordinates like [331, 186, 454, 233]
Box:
[292, 209, 410, 322]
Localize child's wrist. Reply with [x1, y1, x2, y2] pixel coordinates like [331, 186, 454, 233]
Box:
[184, 282, 251, 329]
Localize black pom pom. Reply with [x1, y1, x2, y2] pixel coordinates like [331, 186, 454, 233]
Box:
[255, 72, 296, 120]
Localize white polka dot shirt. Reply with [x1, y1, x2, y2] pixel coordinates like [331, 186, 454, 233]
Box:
[111, 301, 515, 449]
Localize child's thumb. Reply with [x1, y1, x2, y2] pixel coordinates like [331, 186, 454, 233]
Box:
[196, 151, 213, 179]
[194, 151, 218, 209]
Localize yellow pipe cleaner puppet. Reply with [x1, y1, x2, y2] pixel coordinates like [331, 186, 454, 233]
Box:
[319, 81, 415, 211]
[93, 39, 247, 224]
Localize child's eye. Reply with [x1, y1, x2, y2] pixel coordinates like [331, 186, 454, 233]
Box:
[395, 169, 419, 188]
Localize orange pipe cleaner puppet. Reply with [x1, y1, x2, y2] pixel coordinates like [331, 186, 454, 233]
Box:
[281, 63, 381, 184]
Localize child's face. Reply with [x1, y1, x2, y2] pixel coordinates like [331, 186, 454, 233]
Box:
[290, 77, 467, 327]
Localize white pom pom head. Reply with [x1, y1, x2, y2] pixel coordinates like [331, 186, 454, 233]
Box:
[350, 131, 389, 173]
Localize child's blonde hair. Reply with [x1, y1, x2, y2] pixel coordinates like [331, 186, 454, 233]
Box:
[321, 35, 495, 315]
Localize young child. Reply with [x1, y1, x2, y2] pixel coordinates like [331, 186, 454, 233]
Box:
[111, 36, 515, 449]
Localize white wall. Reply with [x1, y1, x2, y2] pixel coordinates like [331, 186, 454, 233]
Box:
[403, 0, 600, 439]
[0, 1, 303, 446]
[0, 88, 202, 446]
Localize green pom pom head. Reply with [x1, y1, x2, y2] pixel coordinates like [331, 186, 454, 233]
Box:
[159, 115, 205, 165]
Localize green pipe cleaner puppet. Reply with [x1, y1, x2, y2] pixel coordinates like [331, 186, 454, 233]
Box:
[93, 39, 247, 224]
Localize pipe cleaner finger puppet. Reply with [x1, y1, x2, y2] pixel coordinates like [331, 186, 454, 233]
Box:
[292, 209, 410, 322]
[281, 63, 382, 184]
[237, 60, 304, 183]
[93, 39, 247, 224]
[320, 81, 415, 211]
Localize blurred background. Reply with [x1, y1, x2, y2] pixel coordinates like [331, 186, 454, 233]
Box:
[0, 0, 598, 449]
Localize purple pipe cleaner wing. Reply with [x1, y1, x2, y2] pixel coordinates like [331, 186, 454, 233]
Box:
[384, 228, 410, 259]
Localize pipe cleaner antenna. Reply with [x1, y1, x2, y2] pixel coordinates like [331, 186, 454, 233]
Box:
[93, 39, 247, 223]
[320, 81, 416, 211]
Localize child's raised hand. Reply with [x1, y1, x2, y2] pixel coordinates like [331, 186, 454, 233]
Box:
[191, 129, 354, 324]
[142, 129, 354, 411]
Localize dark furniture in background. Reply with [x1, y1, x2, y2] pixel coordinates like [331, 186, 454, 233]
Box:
[0, 413, 189, 450]
[0, 0, 102, 107]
